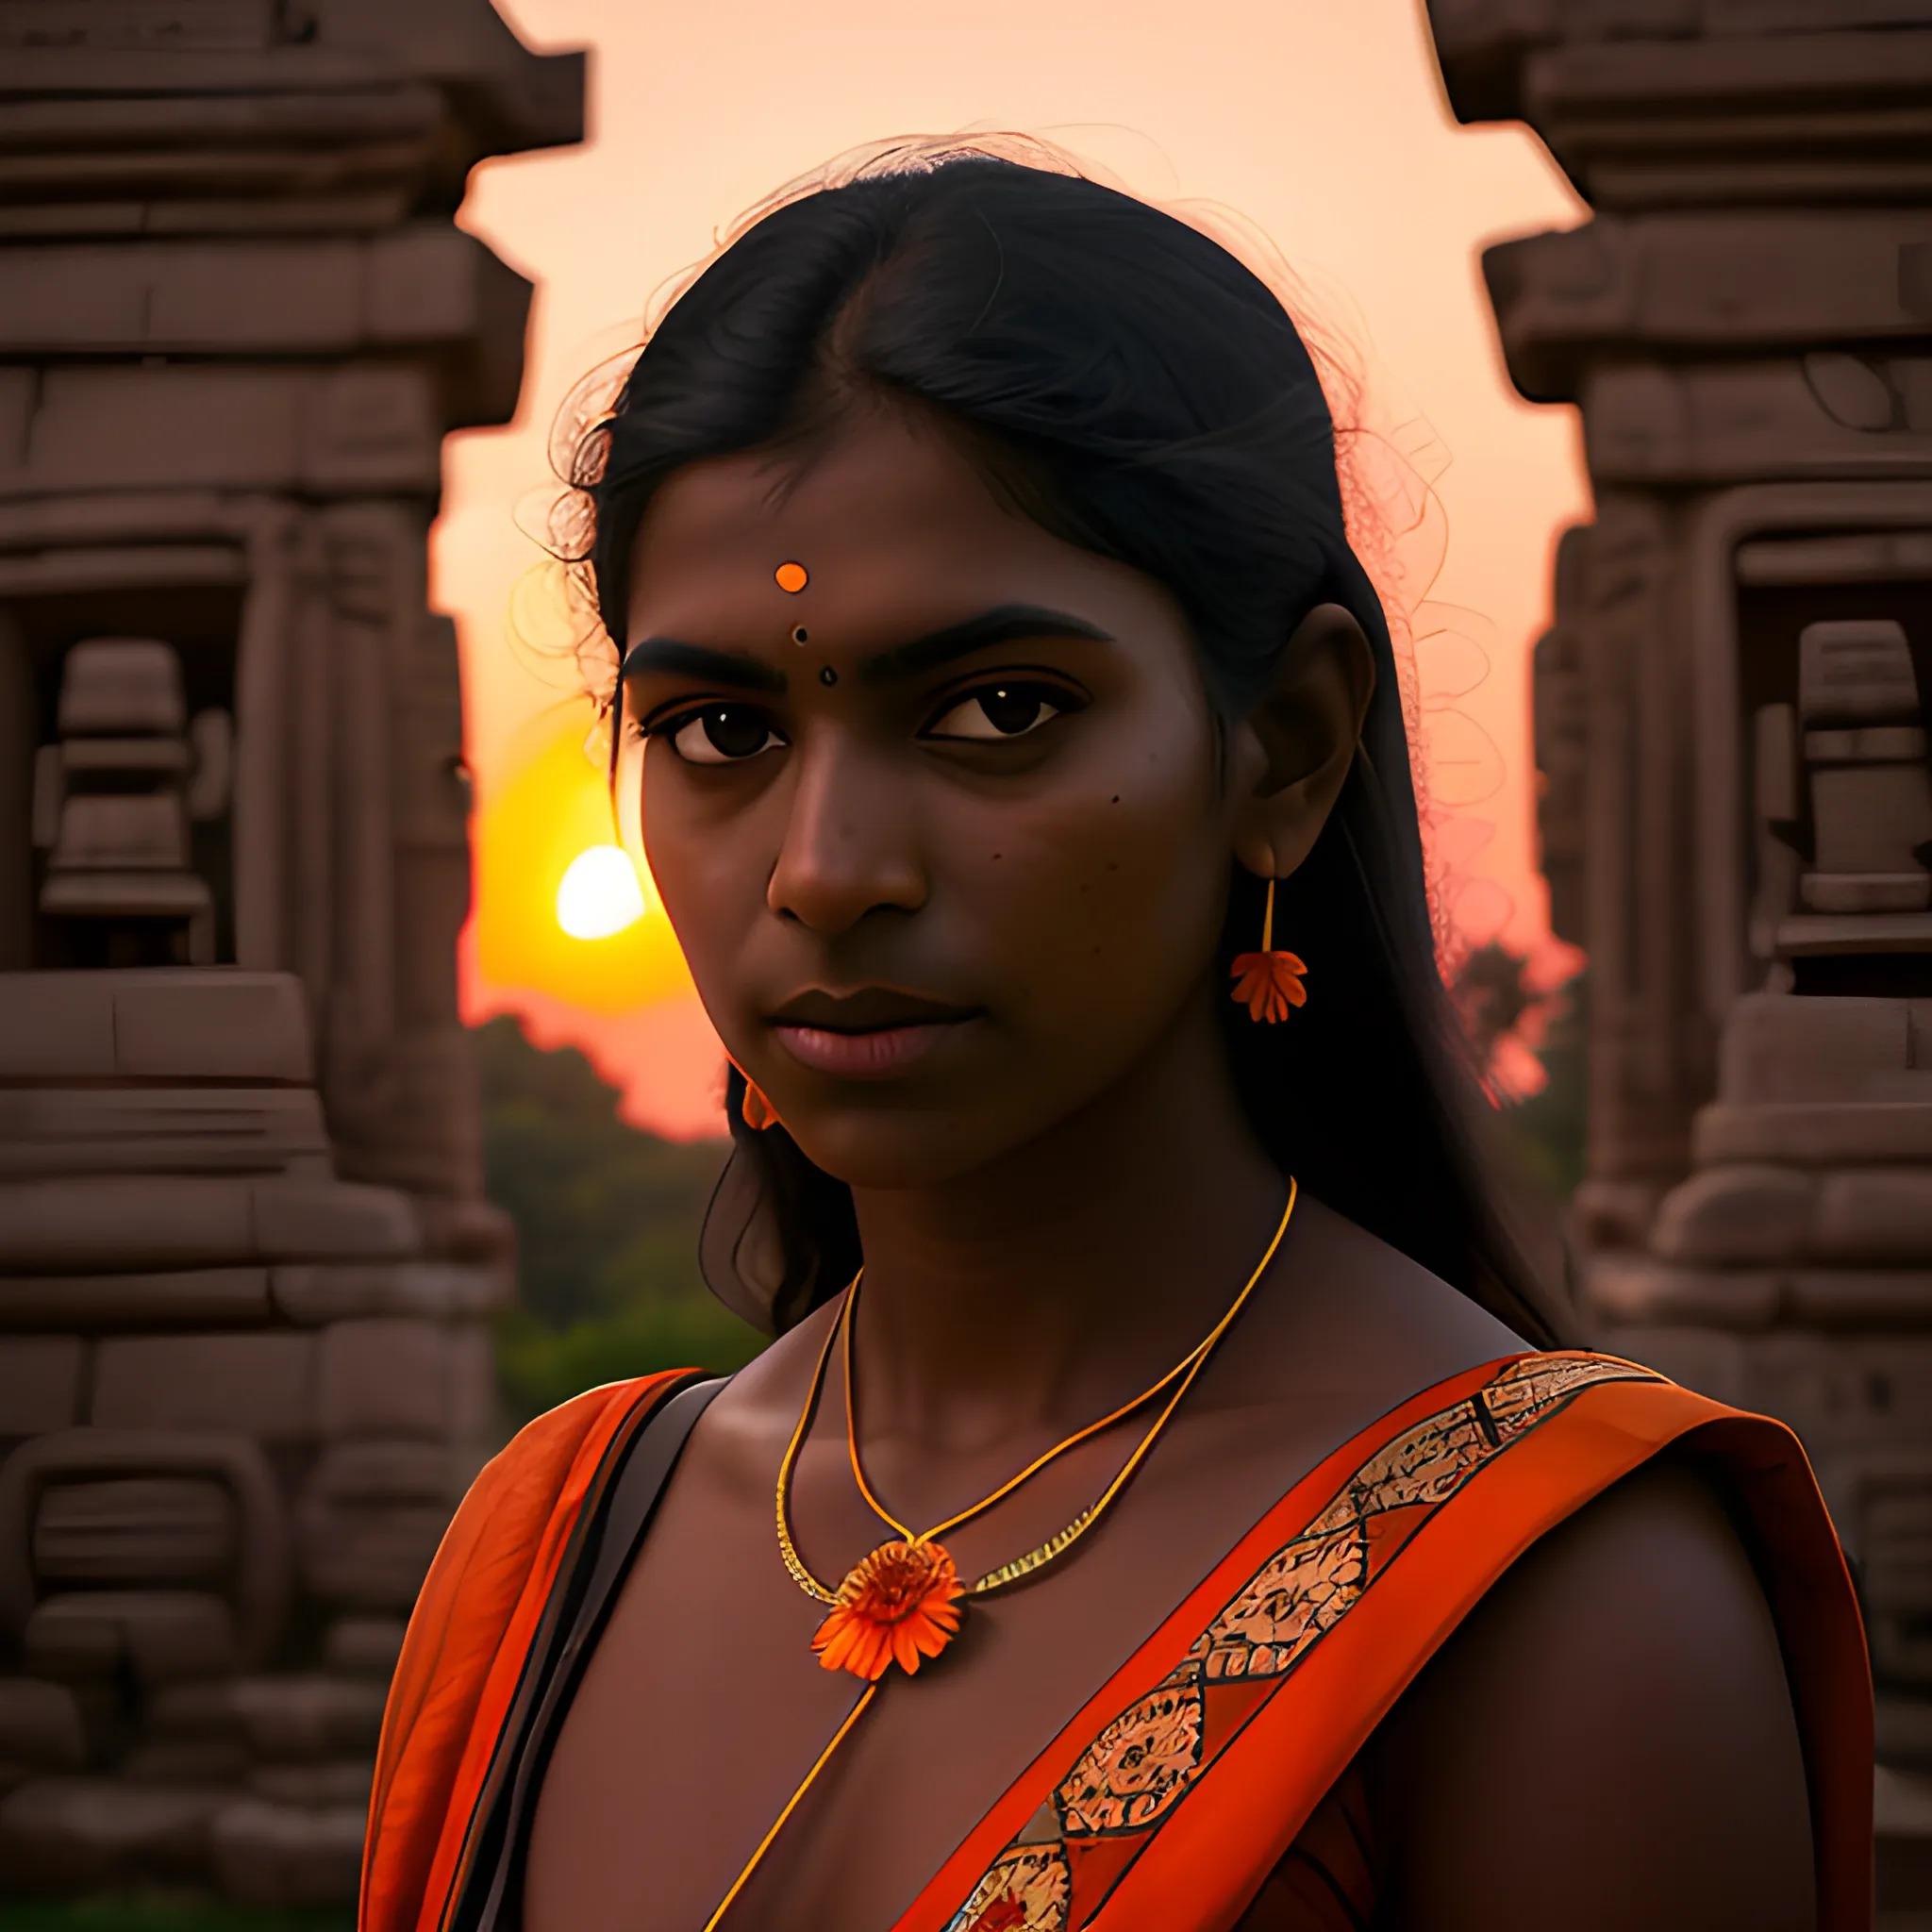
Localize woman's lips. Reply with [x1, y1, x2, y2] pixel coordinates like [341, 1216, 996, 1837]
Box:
[772, 1019, 967, 1078]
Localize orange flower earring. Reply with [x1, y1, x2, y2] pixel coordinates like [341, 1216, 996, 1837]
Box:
[1230, 875, 1307, 1023]
[728, 1058, 783, 1131]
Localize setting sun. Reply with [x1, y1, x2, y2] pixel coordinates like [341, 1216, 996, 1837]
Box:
[557, 843, 646, 940]
[472, 714, 697, 1016]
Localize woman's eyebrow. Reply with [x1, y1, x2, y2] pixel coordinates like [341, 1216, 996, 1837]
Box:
[618, 639, 788, 693]
[858, 606, 1113, 685]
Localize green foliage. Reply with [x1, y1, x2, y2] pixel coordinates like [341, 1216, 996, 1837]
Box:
[1503, 972, 1589, 1204]
[474, 1016, 764, 1420]
[1447, 944, 1589, 1206]
[0, 1903, 349, 1932]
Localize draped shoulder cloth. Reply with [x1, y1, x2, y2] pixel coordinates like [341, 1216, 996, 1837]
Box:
[361, 1357, 1874, 1932]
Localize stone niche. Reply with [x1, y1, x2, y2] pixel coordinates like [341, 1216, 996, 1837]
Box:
[1427, 0, 1932, 1916]
[0, 1, 582, 1907]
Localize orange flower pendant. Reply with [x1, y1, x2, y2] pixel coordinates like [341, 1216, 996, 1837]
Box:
[1230, 949, 1308, 1024]
[811, 1539, 965, 1681]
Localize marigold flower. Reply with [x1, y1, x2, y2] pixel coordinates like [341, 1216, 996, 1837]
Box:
[1230, 949, 1308, 1024]
[812, 1539, 965, 1681]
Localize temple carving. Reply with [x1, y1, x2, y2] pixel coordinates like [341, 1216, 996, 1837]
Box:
[0, 1, 580, 1905]
[1424, 0, 1932, 1907]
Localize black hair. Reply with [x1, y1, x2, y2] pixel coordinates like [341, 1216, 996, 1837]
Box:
[575, 146, 1571, 1349]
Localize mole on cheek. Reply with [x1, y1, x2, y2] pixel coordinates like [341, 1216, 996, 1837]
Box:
[819, 665, 838, 687]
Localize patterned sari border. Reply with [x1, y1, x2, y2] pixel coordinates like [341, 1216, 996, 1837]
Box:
[938, 1353, 1658, 1932]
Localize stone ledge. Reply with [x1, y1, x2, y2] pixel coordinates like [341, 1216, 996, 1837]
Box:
[0, 971, 310, 1085]
[0, 1174, 419, 1271]
[0, 1270, 272, 1330]
[210, 1796, 364, 1909]
[0, 1775, 226, 1892]
[1697, 1101, 1932, 1167]
[1589, 1256, 1932, 1329]
[1651, 1161, 1932, 1266]
[0, 1087, 331, 1178]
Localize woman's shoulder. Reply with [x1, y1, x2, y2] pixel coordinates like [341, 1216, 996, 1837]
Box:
[1373, 1451, 1819, 1931]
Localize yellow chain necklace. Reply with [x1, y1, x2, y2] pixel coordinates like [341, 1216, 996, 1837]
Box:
[777, 1176, 1297, 1674]
[702, 1182, 1296, 1932]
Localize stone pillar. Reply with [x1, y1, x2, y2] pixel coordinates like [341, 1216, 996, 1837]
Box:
[0, 4, 582, 1905]
[1424, 0, 1932, 1907]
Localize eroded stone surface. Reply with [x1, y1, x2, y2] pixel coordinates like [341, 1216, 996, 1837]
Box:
[0, 2, 577, 1905]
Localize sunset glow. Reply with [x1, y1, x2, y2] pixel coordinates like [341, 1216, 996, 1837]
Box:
[557, 844, 647, 940]
[473, 717, 696, 1018]
[443, 0, 1591, 1137]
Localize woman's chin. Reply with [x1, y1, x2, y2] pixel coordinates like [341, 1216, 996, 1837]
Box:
[774, 1101, 1038, 1194]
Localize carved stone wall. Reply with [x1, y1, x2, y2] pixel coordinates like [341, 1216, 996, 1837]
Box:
[0, 2, 581, 1905]
[1425, 0, 1932, 1909]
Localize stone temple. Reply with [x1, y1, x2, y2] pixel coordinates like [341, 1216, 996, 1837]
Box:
[1, 0, 1924, 1908]
[1424, 0, 1932, 1911]
[0, 1, 580, 1905]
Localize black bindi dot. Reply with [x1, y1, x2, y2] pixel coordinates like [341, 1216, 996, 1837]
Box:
[792, 626, 808, 645]
[819, 665, 838, 686]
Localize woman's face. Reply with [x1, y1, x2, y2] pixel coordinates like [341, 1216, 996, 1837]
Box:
[621, 404, 1241, 1189]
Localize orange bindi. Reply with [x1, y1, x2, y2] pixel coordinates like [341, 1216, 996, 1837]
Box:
[774, 561, 808, 593]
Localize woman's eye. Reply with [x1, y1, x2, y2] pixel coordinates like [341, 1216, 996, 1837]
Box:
[665, 706, 784, 765]
[925, 683, 1072, 742]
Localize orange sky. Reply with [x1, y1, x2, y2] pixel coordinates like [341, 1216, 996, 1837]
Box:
[436, 0, 1591, 1140]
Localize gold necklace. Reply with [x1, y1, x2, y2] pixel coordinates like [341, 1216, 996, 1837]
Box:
[774, 1179, 1298, 1679]
[703, 1184, 1297, 1932]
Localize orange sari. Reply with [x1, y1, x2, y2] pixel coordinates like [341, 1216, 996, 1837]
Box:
[361, 1355, 1873, 1932]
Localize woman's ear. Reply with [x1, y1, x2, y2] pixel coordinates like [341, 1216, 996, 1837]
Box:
[1227, 603, 1376, 879]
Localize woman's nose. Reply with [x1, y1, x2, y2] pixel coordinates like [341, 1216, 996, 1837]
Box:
[766, 733, 926, 935]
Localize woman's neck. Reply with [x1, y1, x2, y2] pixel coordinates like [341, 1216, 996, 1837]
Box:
[844, 991, 1288, 1456]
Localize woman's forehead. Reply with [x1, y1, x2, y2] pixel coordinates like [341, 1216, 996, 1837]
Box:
[625, 410, 1159, 649]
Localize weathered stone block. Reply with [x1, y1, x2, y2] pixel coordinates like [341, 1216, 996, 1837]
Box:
[1696, 1100, 1932, 1167]
[145, 1680, 245, 1744]
[25, 1591, 237, 1686]
[0, 1176, 253, 1271]
[1582, 358, 1932, 485]
[1816, 1169, 1932, 1262]
[1718, 993, 1916, 1104]
[1650, 1164, 1814, 1264]
[92, 1333, 312, 1439]
[4, 1166, 415, 1274]
[0, 976, 114, 1079]
[0, 1338, 84, 1435]
[0, 1776, 225, 1892]
[109, 973, 311, 1083]
[0, 971, 311, 1085]
[227, 1675, 385, 1762]
[0, 366, 441, 499]
[1586, 1256, 1781, 1329]
[33, 1476, 237, 1586]
[0, 1088, 330, 1178]
[1788, 1271, 1932, 1326]
[47, 793, 187, 873]
[248, 1759, 373, 1808]
[0, 1681, 85, 1775]
[210, 1797, 364, 1909]
[1486, 211, 1932, 402]
[0, 1430, 290, 1665]
[250, 1177, 417, 1259]
[273, 1258, 512, 1324]
[297, 1441, 455, 1609]
[313, 1318, 490, 1441]
[323, 1615, 405, 1681]
[1810, 765, 1932, 876]
[122, 1737, 249, 1785]
[0, 1270, 272, 1331]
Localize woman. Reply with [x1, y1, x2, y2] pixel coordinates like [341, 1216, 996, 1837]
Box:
[362, 148, 1871, 1932]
